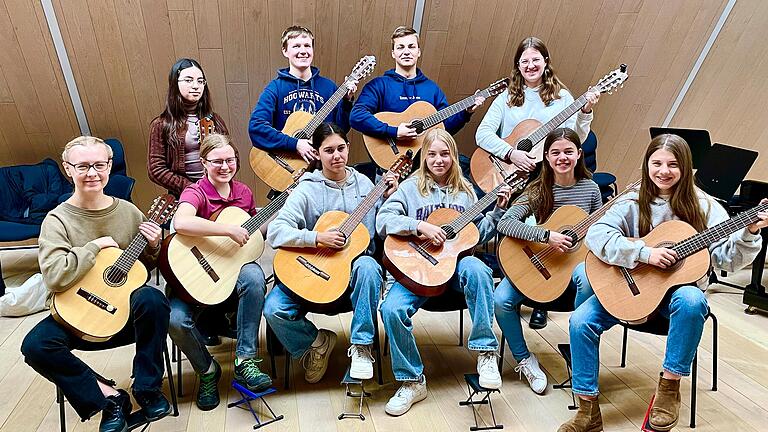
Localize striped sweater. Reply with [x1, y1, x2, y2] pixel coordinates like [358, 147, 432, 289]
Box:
[497, 178, 602, 242]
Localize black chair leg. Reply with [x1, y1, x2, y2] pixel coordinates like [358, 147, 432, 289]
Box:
[458, 309, 464, 347]
[175, 344, 183, 397]
[284, 355, 291, 389]
[383, 332, 389, 357]
[163, 344, 179, 416]
[710, 312, 718, 391]
[620, 326, 628, 367]
[498, 334, 506, 371]
[691, 353, 698, 428]
[57, 385, 66, 432]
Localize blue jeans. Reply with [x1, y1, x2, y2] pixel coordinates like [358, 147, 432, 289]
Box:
[494, 262, 594, 362]
[380, 256, 498, 381]
[21, 286, 169, 420]
[569, 265, 709, 396]
[168, 262, 267, 373]
[263, 255, 381, 357]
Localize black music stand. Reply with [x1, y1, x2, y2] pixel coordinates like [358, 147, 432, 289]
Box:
[650, 127, 712, 169]
[694, 143, 758, 203]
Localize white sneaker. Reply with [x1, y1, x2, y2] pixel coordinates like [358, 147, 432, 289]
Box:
[514, 353, 547, 394]
[348, 344, 374, 380]
[300, 329, 337, 383]
[385, 376, 428, 416]
[477, 351, 502, 389]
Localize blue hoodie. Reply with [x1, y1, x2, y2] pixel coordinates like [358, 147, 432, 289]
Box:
[249, 66, 352, 152]
[350, 68, 472, 138]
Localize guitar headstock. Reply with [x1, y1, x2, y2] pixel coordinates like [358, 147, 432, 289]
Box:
[147, 194, 178, 226]
[348, 55, 376, 82]
[389, 149, 414, 179]
[200, 115, 215, 142]
[591, 64, 628, 95]
[503, 170, 529, 193]
[483, 78, 510, 97]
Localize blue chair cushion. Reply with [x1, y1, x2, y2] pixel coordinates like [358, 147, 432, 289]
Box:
[593, 172, 617, 188]
[0, 221, 41, 242]
[0, 158, 72, 224]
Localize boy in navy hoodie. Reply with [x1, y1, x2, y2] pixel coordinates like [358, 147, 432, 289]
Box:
[350, 26, 484, 143]
[248, 26, 357, 164]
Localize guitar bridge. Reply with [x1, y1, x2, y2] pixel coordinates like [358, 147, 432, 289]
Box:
[387, 137, 400, 155]
[191, 246, 220, 282]
[77, 288, 117, 314]
[408, 241, 439, 265]
[269, 153, 295, 173]
[522, 246, 551, 280]
[620, 267, 640, 296]
[297, 256, 330, 280]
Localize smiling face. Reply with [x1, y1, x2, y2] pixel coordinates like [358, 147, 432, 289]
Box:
[518, 47, 545, 87]
[202, 145, 237, 186]
[392, 34, 421, 70]
[545, 138, 581, 180]
[177, 66, 205, 104]
[283, 34, 314, 71]
[647, 148, 681, 193]
[425, 138, 452, 183]
[64, 144, 112, 194]
[317, 133, 349, 178]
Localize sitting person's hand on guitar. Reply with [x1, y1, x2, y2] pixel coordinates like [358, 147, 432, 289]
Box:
[138, 221, 162, 249]
[383, 171, 399, 198]
[417, 221, 447, 246]
[397, 123, 418, 139]
[92, 236, 119, 250]
[495, 185, 513, 209]
[647, 247, 678, 269]
[747, 198, 768, 234]
[227, 225, 250, 247]
[316, 229, 347, 249]
[506, 149, 536, 172]
[297, 139, 319, 163]
[547, 231, 573, 253]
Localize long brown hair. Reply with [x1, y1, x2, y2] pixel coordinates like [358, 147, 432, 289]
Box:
[507, 37, 567, 108]
[525, 128, 591, 223]
[158, 58, 223, 149]
[638, 134, 707, 236]
[415, 129, 475, 198]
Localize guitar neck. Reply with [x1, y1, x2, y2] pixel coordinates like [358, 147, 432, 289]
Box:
[241, 181, 297, 234]
[673, 202, 768, 259]
[337, 177, 390, 237]
[112, 233, 149, 274]
[519, 93, 589, 151]
[298, 81, 350, 138]
[570, 180, 640, 237]
[415, 88, 493, 131]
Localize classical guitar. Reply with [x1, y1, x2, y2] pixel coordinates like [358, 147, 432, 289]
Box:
[274, 152, 413, 306]
[586, 201, 768, 322]
[363, 78, 509, 169]
[249, 56, 376, 191]
[497, 180, 639, 303]
[160, 169, 306, 306]
[383, 171, 529, 297]
[200, 114, 214, 142]
[470, 65, 629, 193]
[50, 195, 177, 342]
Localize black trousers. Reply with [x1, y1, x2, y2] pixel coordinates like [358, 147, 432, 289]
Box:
[21, 286, 170, 420]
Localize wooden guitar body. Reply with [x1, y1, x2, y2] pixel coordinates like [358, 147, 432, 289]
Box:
[249, 110, 311, 191]
[382, 207, 480, 297]
[470, 118, 543, 193]
[273, 210, 370, 305]
[161, 206, 266, 306]
[363, 101, 442, 169]
[51, 248, 148, 342]
[497, 205, 589, 303]
[585, 220, 711, 322]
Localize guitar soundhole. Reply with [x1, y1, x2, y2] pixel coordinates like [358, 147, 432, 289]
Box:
[103, 266, 127, 287]
[561, 229, 580, 252]
[517, 138, 533, 152]
[655, 241, 682, 273]
[441, 225, 456, 240]
[411, 119, 425, 134]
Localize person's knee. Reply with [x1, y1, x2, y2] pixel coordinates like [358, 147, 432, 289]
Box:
[459, 256, 491, 277]
[132, 286, 169, 317]
[21, 326, 54, 367]
[380, 298, 406, 326]
[238, 264, 267, 297]
[675, 287, 708, 317]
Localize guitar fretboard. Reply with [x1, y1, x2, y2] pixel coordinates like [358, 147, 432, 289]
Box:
[412, 87, 495, 132]
[517, 93, 589, 152]
[337, 175, 391, 237]
[241, 179, 299, 234]
[111, 234, 148, 276]
[297, 81, 352, 139]
[673, 202, 768, 259]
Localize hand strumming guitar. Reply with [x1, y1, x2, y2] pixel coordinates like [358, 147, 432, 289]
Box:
[506, 149, 536, 172]
[647, 247, 678, 269]
[317, 229, 346, 249]
[417, 221, 446, 246]
[92, 236, 119, 250]
[227, 225, 250, 247]
[547, 231, 573, 253]
[397, 123, 418, 139]
[297, 139, 318, 163]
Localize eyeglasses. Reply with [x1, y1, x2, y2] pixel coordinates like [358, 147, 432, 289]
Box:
[178, 77, 207, 86]
[204, 157, 238, 167]
[518, 57, 545, 67]
[65, 160, 111, 174]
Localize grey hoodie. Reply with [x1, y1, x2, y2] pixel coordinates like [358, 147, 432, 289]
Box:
[585, 190, 763, 289]
[267, 167, 378, 256]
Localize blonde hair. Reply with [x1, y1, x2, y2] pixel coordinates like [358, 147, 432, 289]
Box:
[415, 129, 475, 198]
[281, 25, 314, 50]
[391, 26, 419, 49]
[199, 133, 239, 161]
[61, 136, 113, 162]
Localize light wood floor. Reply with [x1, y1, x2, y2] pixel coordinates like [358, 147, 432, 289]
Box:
[1, 266, 767, 432]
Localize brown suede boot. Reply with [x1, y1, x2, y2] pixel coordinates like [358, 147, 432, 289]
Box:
[557, 397, 603, 432]
[649, 374, 681, 431]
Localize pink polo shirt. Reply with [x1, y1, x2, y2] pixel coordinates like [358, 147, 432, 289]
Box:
[179, 176, 256, 220]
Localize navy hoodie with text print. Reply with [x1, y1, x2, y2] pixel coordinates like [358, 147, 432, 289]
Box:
[249, 66, 352, 152]
[350, 68, 472, 139]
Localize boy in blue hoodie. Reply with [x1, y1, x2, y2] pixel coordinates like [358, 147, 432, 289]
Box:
[350, 26, 484, 144]
[248, 26, 357, 164]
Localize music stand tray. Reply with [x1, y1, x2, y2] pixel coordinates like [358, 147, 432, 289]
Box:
[694, 143, 758, 202]
[650, 127, 712, 169]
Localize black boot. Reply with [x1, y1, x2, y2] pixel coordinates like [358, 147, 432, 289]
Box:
[133, 389, 171, 421]
[99, 389, 132, 432]
[529, 308, 548, 330]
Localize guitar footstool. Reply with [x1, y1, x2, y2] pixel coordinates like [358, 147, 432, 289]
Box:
[338, 367, 371, 421]
[459, 373, 503, 431]
[227, 381, 284, 429]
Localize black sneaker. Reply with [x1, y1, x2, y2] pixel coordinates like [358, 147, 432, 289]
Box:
[529, 308, 548, 330]
[133, 389, 171, 421]
[100, 389, 132, 432]
[196, 359, 221, 411]
[234, 358, 272, 392]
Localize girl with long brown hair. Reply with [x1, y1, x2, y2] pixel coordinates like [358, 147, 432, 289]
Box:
[560, 134, 768, 432]
[493, 127, 601, 395]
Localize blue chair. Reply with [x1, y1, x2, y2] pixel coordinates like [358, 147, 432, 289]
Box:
[105, 138, 127, 177]
[581, 131, 617, 203]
